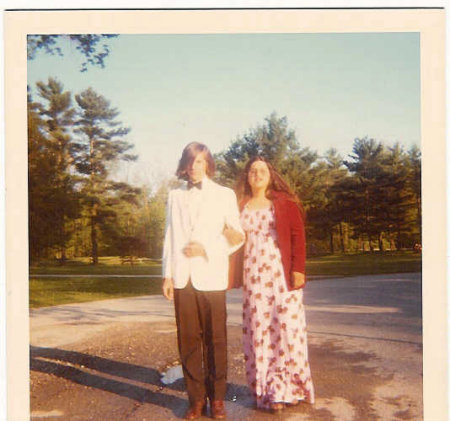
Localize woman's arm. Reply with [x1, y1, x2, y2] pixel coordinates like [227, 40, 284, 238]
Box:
[289, 201, 306, 287]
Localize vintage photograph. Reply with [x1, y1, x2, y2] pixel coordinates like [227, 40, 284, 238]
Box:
[4, 8, 446, 421]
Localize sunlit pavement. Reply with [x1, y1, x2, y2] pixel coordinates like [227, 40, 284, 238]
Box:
[30, 273, 422, 420]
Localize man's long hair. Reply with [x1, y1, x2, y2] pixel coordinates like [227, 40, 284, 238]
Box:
[235, 156, 304, 214]
[176, 142, 215, 181]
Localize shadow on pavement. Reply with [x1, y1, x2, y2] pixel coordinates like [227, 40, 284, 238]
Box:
[30, 345, 253, 418]
[30, 345, 186, 418]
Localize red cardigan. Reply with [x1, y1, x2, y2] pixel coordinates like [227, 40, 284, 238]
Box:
[228, 192, 306, 291]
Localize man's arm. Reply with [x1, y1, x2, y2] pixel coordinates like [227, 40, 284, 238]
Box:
[223, 224, 245, 247]
[162, 191, 174, 300]
[223, 189, 245, 253]
[162, 277, 174, 300]
[201, 188, 244, 260]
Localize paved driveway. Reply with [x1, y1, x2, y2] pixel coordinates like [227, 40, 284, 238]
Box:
[30, 273, 422, 420]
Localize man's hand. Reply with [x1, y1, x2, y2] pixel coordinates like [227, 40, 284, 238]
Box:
[291, 272, 305, 289]
[223, 224, 245, 247]
[183, 241, 206, 258]
[162, 277, 174, 300]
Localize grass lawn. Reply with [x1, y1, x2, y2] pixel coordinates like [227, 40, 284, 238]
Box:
[30, 256, 162, 275]
[306, 251, 421, 277]
[30, 276, 162, 308]
[29, 252, 421, 308]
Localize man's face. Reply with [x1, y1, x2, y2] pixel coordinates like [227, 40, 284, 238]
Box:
[188, 152, 207, 183]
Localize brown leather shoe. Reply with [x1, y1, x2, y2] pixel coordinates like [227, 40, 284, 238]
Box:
[211, 400, 226, 419]
[183, 400, 207, 420]
[269, 402, 285, 414]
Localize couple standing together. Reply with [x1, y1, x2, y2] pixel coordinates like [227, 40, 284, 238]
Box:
[162, 142, 314, 419]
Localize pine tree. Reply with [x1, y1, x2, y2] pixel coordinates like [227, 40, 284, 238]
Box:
[214, 112, 304, 188]
[343, 137, 387, 251]
[35, 78, 80, 262]
[406, 145, 421, 245]
[28, 88, 53, 262]
[73, 87, 137, 264]
[307, 149, 349, 253]
[380, 143, 416, 249]
[27, 34, 118, 72]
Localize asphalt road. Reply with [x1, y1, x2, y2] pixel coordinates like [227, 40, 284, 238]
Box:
[30, 272, 422, 420]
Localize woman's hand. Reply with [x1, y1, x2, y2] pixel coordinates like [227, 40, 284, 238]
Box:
[162, 277, 174, 300]
[223, 224, 245, 246]
[291, 272, 305, 289]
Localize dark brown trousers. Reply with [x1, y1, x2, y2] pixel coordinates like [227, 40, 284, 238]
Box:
[174, 281, 227, 404]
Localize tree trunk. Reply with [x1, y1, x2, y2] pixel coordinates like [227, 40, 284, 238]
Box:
[339, 222, 345, 253]
[416, 197, 421, 242]
[91, 204, 98, 265]
[378, 232, 384, 252]
[390, 238, 396, 251]
[60, 247, 67, 264]
[60, 222, 67, 265]
[329, 230, 334, 254]
[396, 221, 402, 250]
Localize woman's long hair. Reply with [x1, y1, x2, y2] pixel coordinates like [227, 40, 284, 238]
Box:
[235, 156, 304, 215]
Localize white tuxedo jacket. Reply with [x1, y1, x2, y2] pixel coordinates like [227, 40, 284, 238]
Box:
[162, 177, 244, 291]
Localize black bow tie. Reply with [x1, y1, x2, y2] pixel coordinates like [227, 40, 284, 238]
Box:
[188, 181, 202, 190]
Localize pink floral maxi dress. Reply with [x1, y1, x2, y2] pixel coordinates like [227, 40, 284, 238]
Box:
[240, 205, 315, 408]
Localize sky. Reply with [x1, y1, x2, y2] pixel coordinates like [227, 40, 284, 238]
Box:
[27, 32, 421, 187]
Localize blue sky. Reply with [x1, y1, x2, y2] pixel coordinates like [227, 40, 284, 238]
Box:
[28, 32, 420, 187]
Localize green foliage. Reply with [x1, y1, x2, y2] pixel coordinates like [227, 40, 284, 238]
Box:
[72, 87, 137, 264]
[28, 79, 140, 265]
[405, 145, 421, 241]
[214, 112, 315, 194]
[29, 94, 422, 264]
[28, 89, 53, 260]
[306, 149, 349, 253]
[27, 34, 118, 72]
[215, 118, 421, 255]
[28, 81, 81, 262]
[146, 184, 169, 258]
[334, 138, 421, 251]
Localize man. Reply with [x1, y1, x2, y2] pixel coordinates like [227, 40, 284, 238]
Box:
[162, 142, 244, 420]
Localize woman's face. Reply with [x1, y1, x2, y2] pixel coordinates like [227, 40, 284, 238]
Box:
[248, 160, 271, 192]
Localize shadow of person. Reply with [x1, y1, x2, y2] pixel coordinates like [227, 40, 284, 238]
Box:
[30, 345, 185, 390]
[30, 345, 253, 417]
[30, 345, 186, 418]
[224, 383, 254, 409]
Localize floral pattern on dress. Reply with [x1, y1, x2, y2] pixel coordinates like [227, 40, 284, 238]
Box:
[240, 204, 315, 408]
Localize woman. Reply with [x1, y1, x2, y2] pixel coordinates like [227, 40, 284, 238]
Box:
[229, 156, 315, 412]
